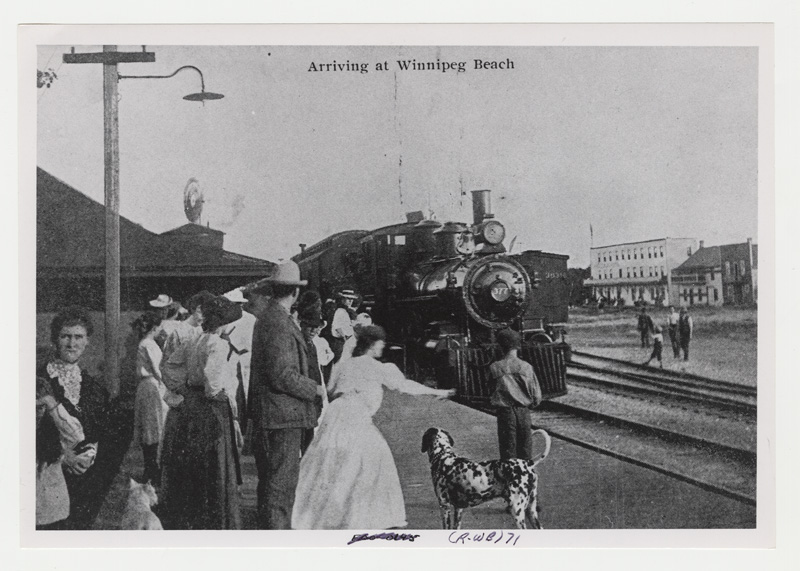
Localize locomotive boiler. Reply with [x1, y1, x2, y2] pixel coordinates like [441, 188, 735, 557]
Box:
[293, 189, 569, 402]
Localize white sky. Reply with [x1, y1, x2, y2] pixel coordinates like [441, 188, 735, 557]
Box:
[37, 45, 758, 267]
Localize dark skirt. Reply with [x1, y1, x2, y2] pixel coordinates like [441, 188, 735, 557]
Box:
[161, 390, 242, 530]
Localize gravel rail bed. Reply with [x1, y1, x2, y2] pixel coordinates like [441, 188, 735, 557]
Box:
[531, 406, 756, 505]
[558, 383, 757, 453]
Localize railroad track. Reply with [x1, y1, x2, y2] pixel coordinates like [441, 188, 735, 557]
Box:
[568, 350, 757, 414]
[464, 398, 756, 506]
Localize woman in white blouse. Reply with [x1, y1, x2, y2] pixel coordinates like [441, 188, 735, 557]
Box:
[166, 296, 244, 530]
[131, 311, 167, 485]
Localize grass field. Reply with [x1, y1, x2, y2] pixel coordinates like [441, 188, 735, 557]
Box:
[566, 305, 758, 386]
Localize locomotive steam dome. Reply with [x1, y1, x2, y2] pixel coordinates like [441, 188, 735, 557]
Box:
[462, 253, 531, 328]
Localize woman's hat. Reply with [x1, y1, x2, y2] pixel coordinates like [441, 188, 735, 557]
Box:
[149, 294, 173, 308]
[337, 289, 358, 300]
[265, 260, 308, 286]
[223, 288, 247, 304]
[203, 296, 243, 330]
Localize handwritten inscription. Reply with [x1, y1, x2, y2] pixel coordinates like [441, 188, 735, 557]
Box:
[448, 530, 521, 546]
[348, 532, 421, 545]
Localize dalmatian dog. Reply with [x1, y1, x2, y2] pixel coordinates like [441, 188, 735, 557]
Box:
[421, 427, 551, 530]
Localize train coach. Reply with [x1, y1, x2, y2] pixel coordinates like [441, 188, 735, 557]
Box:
[292, 189, 570, 403]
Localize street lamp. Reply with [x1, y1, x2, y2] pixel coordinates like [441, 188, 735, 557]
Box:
[63, 46, 223, 398]
[118, 65, 225, 102]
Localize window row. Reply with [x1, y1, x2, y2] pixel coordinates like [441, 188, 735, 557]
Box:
[597, 245, 665, 263]
[724, 260, 748, 278]
[596, 266, 666, 280]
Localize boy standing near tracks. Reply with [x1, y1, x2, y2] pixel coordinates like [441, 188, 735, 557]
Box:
[643, 325, 664, 368]
[489, 329, 543, 460]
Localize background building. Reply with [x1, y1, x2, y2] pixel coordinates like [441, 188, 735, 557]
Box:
[586, 237, 698, 306]
[37, 168, 275, 312]
[672, 239, 758, 306]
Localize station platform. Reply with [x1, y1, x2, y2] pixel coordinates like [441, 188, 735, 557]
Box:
[96, 389, 756, 530]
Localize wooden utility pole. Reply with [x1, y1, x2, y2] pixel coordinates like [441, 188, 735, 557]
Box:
[64, 46, 155, 398]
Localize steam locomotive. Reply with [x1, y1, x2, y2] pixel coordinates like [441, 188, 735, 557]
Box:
[292, 190, 570, 402]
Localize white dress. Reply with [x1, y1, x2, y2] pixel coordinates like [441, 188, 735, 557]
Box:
[291, 355, 439, 530]
[133, 337, 168, 448]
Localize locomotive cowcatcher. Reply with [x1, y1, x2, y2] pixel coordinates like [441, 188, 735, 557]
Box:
[292, 190, 569, 403]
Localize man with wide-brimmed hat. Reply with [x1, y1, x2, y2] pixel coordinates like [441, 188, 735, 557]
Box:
[327, 288, 358, 363]
[248, 260, 326, 529]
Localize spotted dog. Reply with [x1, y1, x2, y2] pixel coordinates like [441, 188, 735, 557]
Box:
[421, 427, 551, 530]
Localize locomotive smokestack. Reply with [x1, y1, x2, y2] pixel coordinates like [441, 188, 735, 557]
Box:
[471, 190, 494, 226]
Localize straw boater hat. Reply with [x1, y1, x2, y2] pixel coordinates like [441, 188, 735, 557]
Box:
[337, 288, 358, 300]
[266, 260, 308, 286]
[149, 294, 173, 308]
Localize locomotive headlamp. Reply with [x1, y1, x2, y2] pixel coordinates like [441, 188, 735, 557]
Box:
[489, 280, 512, 302]
[481, 220, 506, 245]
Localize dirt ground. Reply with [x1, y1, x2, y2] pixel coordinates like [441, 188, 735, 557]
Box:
[565, 305, 758, 387]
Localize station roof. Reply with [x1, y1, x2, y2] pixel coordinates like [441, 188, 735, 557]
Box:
[37, 168, 274, 279]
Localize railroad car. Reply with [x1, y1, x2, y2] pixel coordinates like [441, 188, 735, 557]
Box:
[292, 190, 570, 402]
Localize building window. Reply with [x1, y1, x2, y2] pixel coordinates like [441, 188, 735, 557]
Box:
[598, 255, 601, 263]
[725, 261, 731, 276]
[633, 268, 637, 277]
[640, 248, 644, 258]
[660, 246, 664, 257]
[619, 269, 623, 278]
[740, 260, 746, 275]
[714, 288, 719, 302]
[648, 247, 652, 259]
[627, 268, 631, 278]
[633, 251, 637, 260]
[627, 250, 631, 260]
[640, 266, 644, 277]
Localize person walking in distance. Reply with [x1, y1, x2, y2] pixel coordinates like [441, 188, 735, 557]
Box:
[489, 329, 543, 460]
[678, 307, 693, 361]
[666, 305, 680, 358]
[643, 325, 664, 369]
[637, 307, 654, 348]
[248, 261, 326, 529]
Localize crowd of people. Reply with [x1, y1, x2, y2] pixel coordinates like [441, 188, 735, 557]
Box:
[638, 305, 694, 368]
[35, 260, 457, 531]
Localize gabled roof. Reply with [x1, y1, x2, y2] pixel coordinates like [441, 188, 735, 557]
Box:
[37, 168, 274, 278]
[674, 246, 722, 271]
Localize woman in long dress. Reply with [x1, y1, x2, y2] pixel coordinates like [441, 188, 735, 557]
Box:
[292, 325, 454, 530]
[131, 311, 168, 485]
[167, 296, 244, 530]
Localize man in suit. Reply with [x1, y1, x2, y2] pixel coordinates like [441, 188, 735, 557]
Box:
[248, 261, 326, 529]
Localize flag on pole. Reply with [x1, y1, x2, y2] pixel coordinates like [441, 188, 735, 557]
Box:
[590, 223, 594, 247]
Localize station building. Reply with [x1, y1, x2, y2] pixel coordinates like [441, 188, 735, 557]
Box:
[672, 239, 758, 306]
[585, 237, 697, 306]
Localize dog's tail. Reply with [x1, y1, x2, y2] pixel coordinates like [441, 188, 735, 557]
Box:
[530, 429, 551, 467]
